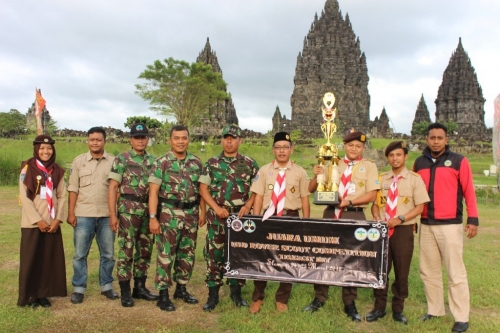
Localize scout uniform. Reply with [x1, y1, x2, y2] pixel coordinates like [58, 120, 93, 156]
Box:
[305, 131, 379, 321]
[148, 150, 202, 293]
[249, 132, 310, 311]
[108, 124, 157, 302]
[372, 167, 429, 316]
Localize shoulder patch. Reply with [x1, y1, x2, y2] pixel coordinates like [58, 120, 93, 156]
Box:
[364, 158, 375, 163]
[20, 165, 28, 182]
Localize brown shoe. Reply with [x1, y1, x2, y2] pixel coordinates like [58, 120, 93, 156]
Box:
[249, 300, 263, 314]
[276, 302, 288, 313]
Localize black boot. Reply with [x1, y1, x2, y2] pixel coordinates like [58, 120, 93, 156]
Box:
[119, 280, 134, 307]
[173, 283, 199, 304]
[132, 276, 159, 301]
[203, 286, 220, 312]
[156, 289, 175, 311]
[229, 284, 248, 307]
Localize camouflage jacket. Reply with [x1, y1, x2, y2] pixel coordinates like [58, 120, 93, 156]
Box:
[198, 152, 259, 207]
[148, 150, 202, 208]
[108, 149, 156, 216]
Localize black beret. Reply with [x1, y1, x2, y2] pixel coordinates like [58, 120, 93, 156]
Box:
[384, 141, 408, 157]
[33, 134, 55, 145]
[343, 131, 366, 143]
[273, 132, 291, 144]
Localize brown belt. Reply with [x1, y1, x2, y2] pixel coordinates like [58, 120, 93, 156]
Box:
[344, 207, 364, 212]
[276, 209, 300, 217]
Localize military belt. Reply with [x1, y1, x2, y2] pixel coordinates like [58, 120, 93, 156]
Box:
[280, 209, 300, 217]
[160, 198, 199, 210]
[225, 205, 244, 214]
[122, 194, 149, 203]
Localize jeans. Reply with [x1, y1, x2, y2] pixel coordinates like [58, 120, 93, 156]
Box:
[72, 217, 115, 293]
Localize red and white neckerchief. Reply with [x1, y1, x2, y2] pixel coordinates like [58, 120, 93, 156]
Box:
[262, 165, 287, 221]
[334, 156, 362, 219]
[385, 174, 402, 238]
[35, 159, 55, 219]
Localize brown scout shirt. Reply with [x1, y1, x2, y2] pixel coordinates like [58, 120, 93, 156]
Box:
[19, 177, 67, 228]
[328, 158, 380, 208]
[251, 160, 309, 212]
[378, 167, 430, 225]
[67, 151, 114, 217]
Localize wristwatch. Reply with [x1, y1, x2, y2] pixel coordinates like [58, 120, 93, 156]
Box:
[348, 200, 353, 209]
[398, 215, 405, 222]
[149, 214, 157, 219]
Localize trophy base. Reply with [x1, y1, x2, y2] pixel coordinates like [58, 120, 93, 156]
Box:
[313, 191, 340, 205]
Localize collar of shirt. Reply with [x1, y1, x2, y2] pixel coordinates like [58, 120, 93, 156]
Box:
[388, 167, 409, 180]
[129, 149, 149, 159]
[166, 149, 194, 162]
[85, 151, 110, 162]
[218, 151, 242, 162]
[271, 160, 293, 170]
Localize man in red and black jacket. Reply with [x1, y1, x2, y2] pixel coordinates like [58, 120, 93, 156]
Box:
[413, 122, 478, 333]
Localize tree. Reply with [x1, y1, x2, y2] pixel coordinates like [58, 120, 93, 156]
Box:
[0, 109, 26, 137]
[135, 58, 229, 127]
[413, 120, 458, 136]
[124, 116, 163, 129]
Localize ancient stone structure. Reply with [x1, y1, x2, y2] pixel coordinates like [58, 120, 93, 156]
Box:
[435, 38, 488, 139]
[26, 102, 51, 133]
[288, 0, 370, 137]
[271, 106, 292, 133]
[370, 107, 392, 138]
[194, 38, 239, 138]
[411, 94, 432, 135]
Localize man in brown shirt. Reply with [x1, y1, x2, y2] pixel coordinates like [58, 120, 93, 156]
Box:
[67, 127, 117, 304]
[248, 131, 310, 314]
[369, 141, 430, 324]
[305, 131, 379, 322]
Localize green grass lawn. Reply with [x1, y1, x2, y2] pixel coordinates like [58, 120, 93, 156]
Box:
[0, 184, 499, 333]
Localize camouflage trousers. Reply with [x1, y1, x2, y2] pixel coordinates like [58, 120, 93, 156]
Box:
[117, 212, 154, 281]
[204, 209, 245, 287]
[155, 207, 198, 290]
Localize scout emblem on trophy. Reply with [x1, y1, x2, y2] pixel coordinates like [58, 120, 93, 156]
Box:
[313, 92, 340, 205]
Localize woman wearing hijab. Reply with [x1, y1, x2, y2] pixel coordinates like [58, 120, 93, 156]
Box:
[18, 135, 67, 308]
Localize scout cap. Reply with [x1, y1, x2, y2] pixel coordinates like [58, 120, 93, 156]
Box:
[222, 124, 241, 138]
[273, 132, 291, 144]
[385, 141, 408, 156]
[343, 131, 366, 143]
[130, 123, 149, 137]
[33, 134, 55, 145]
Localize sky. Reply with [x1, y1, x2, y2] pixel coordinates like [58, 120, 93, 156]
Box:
[1, 0, 499, 135]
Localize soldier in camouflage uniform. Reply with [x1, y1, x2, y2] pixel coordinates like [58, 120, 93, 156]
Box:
[148, 125, 204, 312]
[108, 123, 158, 307]
[198, 124, 259, 312]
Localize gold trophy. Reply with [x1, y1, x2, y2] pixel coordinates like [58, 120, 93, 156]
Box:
[313, 92, 340, 205]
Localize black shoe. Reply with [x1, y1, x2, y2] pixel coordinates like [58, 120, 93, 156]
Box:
[420, 313, 438, 321]
[393, 312, 408, 325]
[344, 302, 361, 322]
[101, 289, 119, 300]
[173, 283, 199, 304]
[37, 297, 51, 308]
[27, 300, 40, 308]
[203, 286, 220, 312]
[302, 297, 325, 312]
[119, 280, 134, 307]
[132, 276, 159, 301]
[452, 322, 469, 332]
[157, 289, 175, 311]
[365, 309, 386, 322]
[70, 292, 84, 304]
[229, 284, 248, 307]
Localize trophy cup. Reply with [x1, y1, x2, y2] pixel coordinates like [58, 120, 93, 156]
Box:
[313, 92, 340, 205]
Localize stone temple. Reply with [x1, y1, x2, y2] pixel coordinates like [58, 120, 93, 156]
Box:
[278, 0, 371, 137]
[434, 38, 488, 139]
[411, 94, 432, 135]
[194, 38, 238, 138]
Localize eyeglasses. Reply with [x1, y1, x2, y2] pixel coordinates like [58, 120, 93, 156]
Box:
[273, 146, 291, 150]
